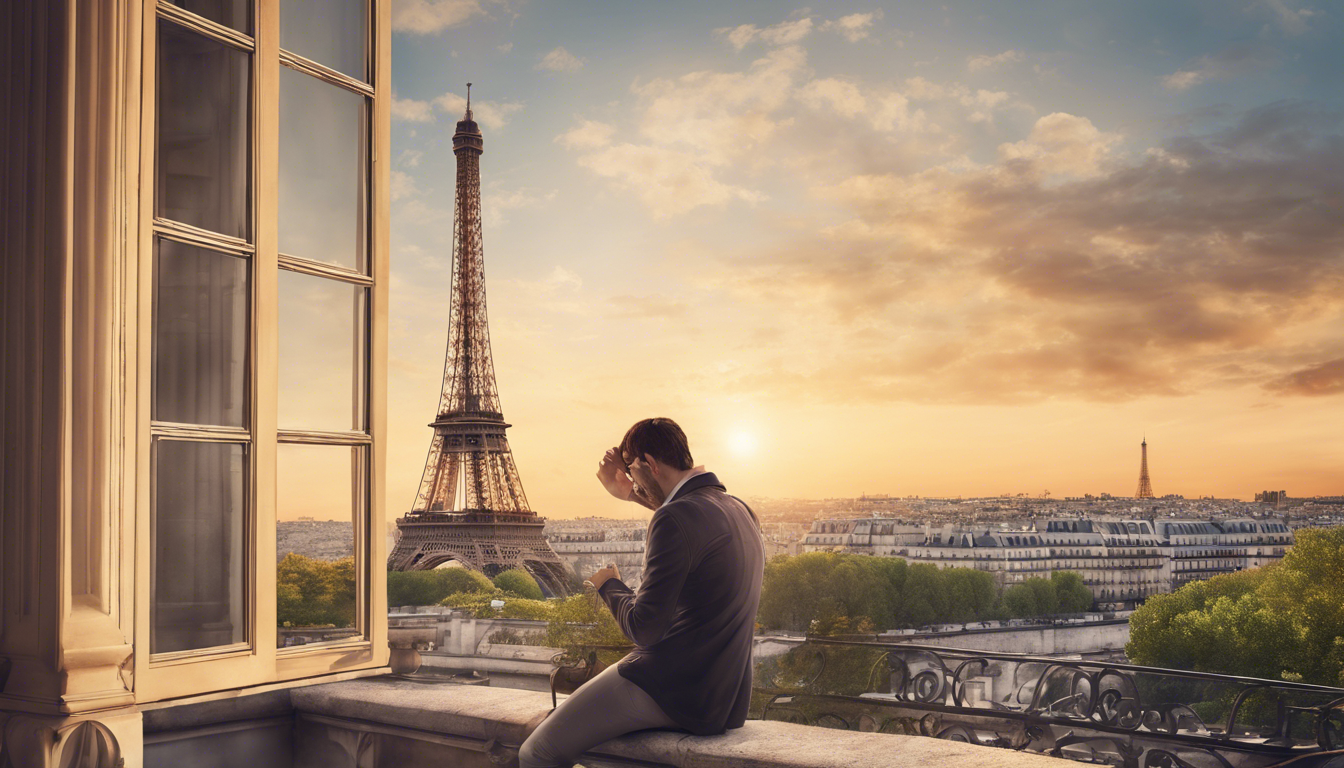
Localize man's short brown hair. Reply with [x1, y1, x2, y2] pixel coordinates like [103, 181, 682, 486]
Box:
[620, 418, 694, 471]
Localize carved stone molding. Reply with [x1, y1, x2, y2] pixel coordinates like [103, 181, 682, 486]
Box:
[1, 709, 140, 768]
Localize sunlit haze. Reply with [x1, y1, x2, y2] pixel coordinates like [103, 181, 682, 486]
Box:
[293, 1, 1344, 521]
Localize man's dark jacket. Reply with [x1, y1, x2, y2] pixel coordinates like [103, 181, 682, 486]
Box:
[597, 472, 764, 735]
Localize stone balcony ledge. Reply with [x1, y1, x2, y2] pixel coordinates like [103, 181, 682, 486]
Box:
[291, 677, 1073, 767]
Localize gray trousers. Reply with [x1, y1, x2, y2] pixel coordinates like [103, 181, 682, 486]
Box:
[518, 662, 682, 768]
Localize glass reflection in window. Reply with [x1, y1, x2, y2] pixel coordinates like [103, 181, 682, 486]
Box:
[280, 0, 367, 81]
[167, 0, 252, 34]
[153, 238, 248, 427]
[279, 67, 368, 271]
[152, 440, 247, 654]
[277, 270, 368, 432]
[156, 20, 251, 240]
[276, 443, 363, 647]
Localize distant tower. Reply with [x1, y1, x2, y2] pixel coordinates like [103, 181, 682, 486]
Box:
[387, 86, 570, 596]
[1135, 438, 1154, 499]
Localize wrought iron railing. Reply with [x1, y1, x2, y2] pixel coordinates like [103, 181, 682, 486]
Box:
[752, 639, 1344, 767]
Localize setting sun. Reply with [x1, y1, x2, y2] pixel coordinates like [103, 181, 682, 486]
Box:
[727, 430, 759, 459]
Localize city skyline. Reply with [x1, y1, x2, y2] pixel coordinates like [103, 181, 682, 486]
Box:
[328, 1, 1344, 522]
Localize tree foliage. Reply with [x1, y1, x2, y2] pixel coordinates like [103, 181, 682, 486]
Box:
[387, 566, 493, 608]
[439, 589, 553, 620]
[544, 593, 632, 666]
[278, 554, 355, 628]
[1128, 527, 1344, 686]
[758, 552, 1087, 633]
[1053, 571, 1094, 614]
[493, 568, 544, 600]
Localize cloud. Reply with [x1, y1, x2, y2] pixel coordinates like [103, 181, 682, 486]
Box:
[997, 112, 1122, 178]
[796, 78, 938, 134]
[713, 102, 1344, 404]
[1162, 45, 1274, 91]
[390, 170, 419, 201]
[796, 78, 868, 119]
[574, 143, 766, 218]
[897, 76, 1019, 125]
[635, 44, 807, 164]
[392, 95, 435, 122]
[393, 91, 523, 128]
[967, 49, 1025, 72]
[556, 120, 616, 150]
[1256, 0, 1317, 35]
[821, 12, 880, 42]
[546, 266, 582, 291]
[717, 18, 814, 51]
[561, 45, 809, 216]
[537, 46, 584, 72]
[482, 186, 557, 225]
[432, 93, 524, 128]
[1267, 359, 1344, 396]
[392, 0, 487, 34]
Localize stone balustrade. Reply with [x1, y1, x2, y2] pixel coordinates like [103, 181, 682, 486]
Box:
[288, 677, 1075, 768]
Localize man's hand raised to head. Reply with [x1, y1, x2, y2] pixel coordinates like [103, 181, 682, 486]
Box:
[598, 448, 664, 510]
[597, 448, 635, 501]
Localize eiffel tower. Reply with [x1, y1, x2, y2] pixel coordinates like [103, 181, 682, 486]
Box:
[1135, 437, 1154, 499]
[387, 86, 570, 597]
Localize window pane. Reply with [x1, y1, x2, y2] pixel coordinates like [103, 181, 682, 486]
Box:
[276, 443, 363, 647]
[156, 20, 251, 240]
[280, 0, 367, 81]
[279, 68, 368, 272]
[152, 440, 247, 654]
[153, 238, 248, 427]
[167, 0, 252, 34]
[278, 270, 368, 431]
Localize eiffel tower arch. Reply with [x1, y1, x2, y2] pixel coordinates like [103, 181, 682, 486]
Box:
[387, 86, 571, 598]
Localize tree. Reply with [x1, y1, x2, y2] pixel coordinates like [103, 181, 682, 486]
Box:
[898, 564, 949, 628]
[278, 554, 355, 627]
[544, 593, 632, 666]
[1026, 576, 1059, 616]
[440, 590, 553, 620]
[1052, 571, 1094, 614]
[1127, 528, 1344, 686]
[493, 568, 544, 600]
[1002, 582, 1039, 619]
[387, 566, 493, 607]
[944, 568, 998, 622]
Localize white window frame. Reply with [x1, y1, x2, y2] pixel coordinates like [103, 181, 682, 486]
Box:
[132, 0, 390, 703]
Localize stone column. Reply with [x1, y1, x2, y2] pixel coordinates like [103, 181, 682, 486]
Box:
[2, 0, 144, 764]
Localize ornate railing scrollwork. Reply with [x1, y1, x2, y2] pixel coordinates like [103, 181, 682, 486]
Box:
[753, 639, 1344, 768]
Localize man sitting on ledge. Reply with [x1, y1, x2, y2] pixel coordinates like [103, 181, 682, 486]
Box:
[519, 417, 765, 768]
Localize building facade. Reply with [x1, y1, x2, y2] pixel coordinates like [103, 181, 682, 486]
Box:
[802, 515, 1293, 608]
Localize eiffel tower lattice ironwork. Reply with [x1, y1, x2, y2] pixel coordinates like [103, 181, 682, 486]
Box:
[387, 86, 570, 597]
[1136, 437, 1154, 499]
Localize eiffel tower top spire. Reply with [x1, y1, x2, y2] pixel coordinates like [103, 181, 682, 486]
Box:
[439, 85, 493, 419]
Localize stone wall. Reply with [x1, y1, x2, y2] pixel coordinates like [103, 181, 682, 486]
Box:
[888, 620, 1131, 656]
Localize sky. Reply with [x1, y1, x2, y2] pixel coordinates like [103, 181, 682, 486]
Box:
[370, 0, 1344, 520]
